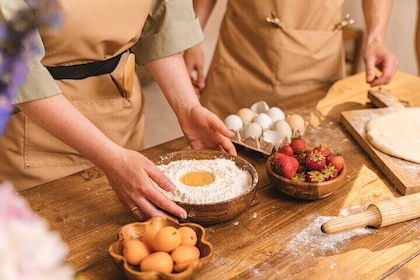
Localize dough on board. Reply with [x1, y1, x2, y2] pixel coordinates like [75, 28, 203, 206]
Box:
[365, 108, 420, 164]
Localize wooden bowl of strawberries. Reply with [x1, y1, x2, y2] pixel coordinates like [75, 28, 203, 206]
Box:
[266, 137, 347, 200]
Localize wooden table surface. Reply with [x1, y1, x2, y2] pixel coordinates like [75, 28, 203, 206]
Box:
[21, 71, 420, 280]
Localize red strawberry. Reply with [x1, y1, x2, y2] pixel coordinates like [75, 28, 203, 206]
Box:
[294, 151, 307, 172]
[277, 144, 294, 156]
[272, 153, 299, 179]
[326, 154, 345, 173]
[290, 137, 306, 154]
[304, 150, 327, 171]
[305, 171, 326, 183]
[292, 172, 306, 182]
[313, 144, 332, 157]
[321, 163, 338, 180]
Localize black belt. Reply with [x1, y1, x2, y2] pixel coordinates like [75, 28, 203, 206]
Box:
[46, 52, 123, 80]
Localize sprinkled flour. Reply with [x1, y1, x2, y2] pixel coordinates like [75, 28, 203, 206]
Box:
[154, 158, 253, 204]
[285, 215, 377, 256]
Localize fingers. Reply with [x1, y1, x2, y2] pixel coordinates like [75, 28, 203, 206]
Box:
[363, 43, 398, 87]
[219, 138, 237, 156]
[148, 168, 174, 192]
[195, 67, 206, 91]
[129, 191, 187, 221]
[207, 111, 235, 139]
[138, 173, 188, 220]
[364, 55, 377, 84]
[368, 57, 399, 87]
[211, 117, 237, 155]
[129, 205, 145, 221]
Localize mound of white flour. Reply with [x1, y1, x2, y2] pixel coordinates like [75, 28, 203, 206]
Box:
[154, 158, 253, 204]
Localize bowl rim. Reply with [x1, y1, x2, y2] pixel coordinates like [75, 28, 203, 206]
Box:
[108, 216, 214, 278]
[153, 149, 259, 206]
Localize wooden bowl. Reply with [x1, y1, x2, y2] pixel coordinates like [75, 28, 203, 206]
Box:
[266, 154, 347, 200]
[153, 150, 258, 225]
[108, 217, 213, 280]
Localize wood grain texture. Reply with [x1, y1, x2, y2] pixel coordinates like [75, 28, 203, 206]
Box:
[20, 72, 420, 280]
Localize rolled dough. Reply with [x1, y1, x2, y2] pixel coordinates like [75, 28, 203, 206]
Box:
[365, 108, 420, 164]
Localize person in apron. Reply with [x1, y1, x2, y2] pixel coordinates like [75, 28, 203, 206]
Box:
[0, 0, 236, 221]
[184, 0, 398, 119]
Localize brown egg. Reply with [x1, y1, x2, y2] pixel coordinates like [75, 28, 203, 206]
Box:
[171, 245, 200, 272]
[178, 226, 198, 246]
[286, 114, 306, 136]
[123, 239, 151, 265]
[153, 226, 182, 252]
[140, 251, 173, 273]
[173, 262, 191, 273]
[142, 226, 159, 251]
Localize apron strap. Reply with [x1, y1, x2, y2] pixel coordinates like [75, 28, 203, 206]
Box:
[46, 52, 123, 80]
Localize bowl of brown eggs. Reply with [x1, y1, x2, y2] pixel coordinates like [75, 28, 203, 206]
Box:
[152, 149, 258, 225]
[108, 216, 213, 280]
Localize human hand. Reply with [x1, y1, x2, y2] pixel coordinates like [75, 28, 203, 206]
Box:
[363, 41, 398, 87]
[179, 105, 237, 155]
[183, 44, 206, 95]
[101, 148, 187, 221]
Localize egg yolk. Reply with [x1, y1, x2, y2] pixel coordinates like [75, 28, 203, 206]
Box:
[180, 171, 214, 186]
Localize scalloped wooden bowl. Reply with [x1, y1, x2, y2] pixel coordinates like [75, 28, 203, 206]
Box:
[108, 217, 213, 280]
[266, 154, 347, 200]
[153, 150, 258, 225]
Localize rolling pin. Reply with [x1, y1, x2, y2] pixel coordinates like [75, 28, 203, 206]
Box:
[321, 193, 420, 234]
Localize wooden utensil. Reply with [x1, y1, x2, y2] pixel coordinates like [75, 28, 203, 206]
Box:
[321, 193, 420, 234]
[367, 88, 409, 108]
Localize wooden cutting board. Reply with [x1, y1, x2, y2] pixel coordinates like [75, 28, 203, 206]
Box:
[341, 90, 420, 195]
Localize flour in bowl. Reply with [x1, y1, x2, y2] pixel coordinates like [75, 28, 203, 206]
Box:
[154, 158, 253, 204]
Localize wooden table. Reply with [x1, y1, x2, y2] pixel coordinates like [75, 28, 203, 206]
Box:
[21, 71, 420, 279]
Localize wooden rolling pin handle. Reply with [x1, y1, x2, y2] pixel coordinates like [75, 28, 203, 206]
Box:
[376, 192, 420, 227]
[321, 205, 382, 234]
[322, 193, 420, 234]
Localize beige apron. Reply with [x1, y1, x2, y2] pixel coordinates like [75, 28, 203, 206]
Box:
[0, 0, 151, 190]
[200, 0, 346, 119]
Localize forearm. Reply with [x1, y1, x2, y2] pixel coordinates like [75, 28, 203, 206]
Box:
[16, 94, 122, 170]
[362, 0, 393, 44]
[146, 53, 201, 122]
[193, 0, 217, 28]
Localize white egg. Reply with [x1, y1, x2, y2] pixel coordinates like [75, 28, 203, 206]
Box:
[253, 113, 272, 131]
[272, 120, 292, 143]
[267, 107, 285, 122]
[250, 101, 269, 114]
[223, 114, 243, 132]
[236, 108, 255, 125]
[286, 114, 306, 136]
[241, 123, 262, 139]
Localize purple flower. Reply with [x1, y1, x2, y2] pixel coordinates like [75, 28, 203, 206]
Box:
[0, 0, 61, 134]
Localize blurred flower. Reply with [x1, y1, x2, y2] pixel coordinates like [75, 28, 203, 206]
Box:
[0, 0, 61, 133]
[0, 2, 74, 279]
[0, 183, 74, 280]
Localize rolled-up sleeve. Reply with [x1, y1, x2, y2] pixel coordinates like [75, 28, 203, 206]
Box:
[14, 33, 61, 104]
[132, 0, 204, 65]
[1, 0, 61, 104]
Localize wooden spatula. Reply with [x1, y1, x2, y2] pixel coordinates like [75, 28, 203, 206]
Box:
[368, 88, 410, 108]
[321, 193, 420, 234]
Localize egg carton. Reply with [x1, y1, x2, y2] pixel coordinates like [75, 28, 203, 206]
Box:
[225, 101, 308, 156]
[231, 131, 276, 156]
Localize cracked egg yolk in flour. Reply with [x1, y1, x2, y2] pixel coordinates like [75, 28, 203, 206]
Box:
[179, 171, 215, 186]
